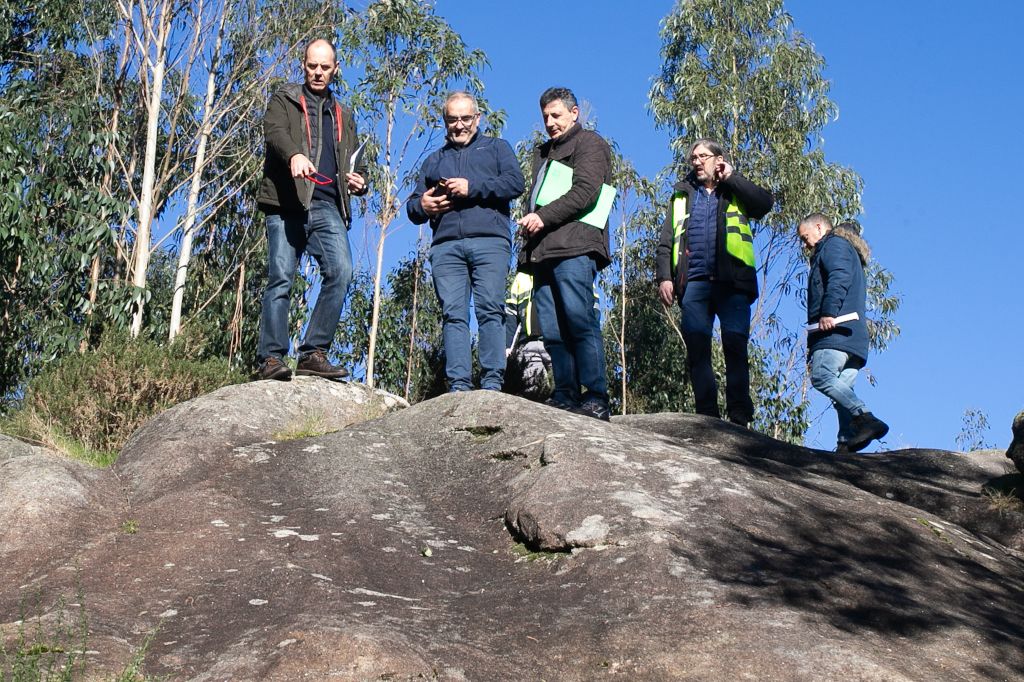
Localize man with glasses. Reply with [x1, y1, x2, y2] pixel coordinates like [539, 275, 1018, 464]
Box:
[656, 139, 773, 427]
[406, 92, 524, 392]
[254, 38, 368, 381]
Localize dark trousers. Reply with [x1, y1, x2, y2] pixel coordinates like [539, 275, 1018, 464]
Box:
[679, 280, 753, 423]
[532, 255, 607, 406]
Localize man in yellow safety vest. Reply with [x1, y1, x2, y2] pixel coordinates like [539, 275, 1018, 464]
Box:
[655, 139, 773, 427]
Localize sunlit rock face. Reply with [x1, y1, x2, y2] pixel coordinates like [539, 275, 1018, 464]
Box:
[2, 386, 1023, 680]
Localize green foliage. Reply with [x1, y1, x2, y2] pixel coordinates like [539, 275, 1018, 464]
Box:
[647, 0, 899, 441]
[0, 40, 131, 405]
[0, 589, 159, 681]
[336, 248, 446, 401]
[0, 593, 87, 681]
[273, 411, 335, 441]
[956, 408, 993, 451]
[1, 331, 244, 462]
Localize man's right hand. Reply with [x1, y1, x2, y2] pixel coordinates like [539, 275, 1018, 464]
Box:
[290, 154, 316, 178]
[420, 186, 452, 217]
[658, 280, 676, 306]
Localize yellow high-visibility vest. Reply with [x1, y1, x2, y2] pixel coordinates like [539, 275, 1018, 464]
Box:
[670, 191, 755, 272]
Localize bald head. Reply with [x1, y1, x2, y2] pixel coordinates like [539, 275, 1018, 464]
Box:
[302, 39, 338, 94]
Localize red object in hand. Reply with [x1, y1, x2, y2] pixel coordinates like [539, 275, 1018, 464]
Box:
[308, 171, 334, 186]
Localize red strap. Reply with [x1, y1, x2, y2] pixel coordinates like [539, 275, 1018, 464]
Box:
[300, 96, 343, 156]
[299, 95, 312, 152]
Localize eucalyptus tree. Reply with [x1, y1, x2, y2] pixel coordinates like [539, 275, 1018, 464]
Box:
[649, 0, 899, 438]
[166, 0, 342, 343]
[339, 0, 498, 388]
[597, 148, 659, 415]
[0, 1, 127, 405]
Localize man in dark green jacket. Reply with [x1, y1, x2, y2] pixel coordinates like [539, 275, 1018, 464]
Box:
[518, 87, 612, 421]
[254, 39, 368, 381]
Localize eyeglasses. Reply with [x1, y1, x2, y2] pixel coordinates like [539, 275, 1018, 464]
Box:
[444, 114, 478, 125]
[689, 153, 716, 164]
[307, 171, 334, 186]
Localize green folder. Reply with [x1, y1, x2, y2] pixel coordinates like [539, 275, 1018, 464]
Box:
[535, 159, 616, 229]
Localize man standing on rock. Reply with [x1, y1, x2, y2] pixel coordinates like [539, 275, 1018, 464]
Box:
[518, 87, 613, 421]
[798, 215, 889, 452]
[254, 38, 368, 381]
[406, 91, 524, 392]
[656, 139, 773, 427]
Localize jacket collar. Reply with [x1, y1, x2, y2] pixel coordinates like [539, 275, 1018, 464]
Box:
[281, 82, 335, 106]
[673, 171, 721, 195]
[443, 131, 481, 151]
[541, 122, 582, 159]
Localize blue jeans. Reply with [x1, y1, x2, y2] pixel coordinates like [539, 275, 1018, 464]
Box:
[430, 236, 511, 391]
[810, 348, 867, 444]
[532, 255, 607, 406]
[257, 200, 353, 361]
[679, 280, 752, 422]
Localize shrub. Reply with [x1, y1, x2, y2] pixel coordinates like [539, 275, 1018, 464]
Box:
[1, 331, 244, 463]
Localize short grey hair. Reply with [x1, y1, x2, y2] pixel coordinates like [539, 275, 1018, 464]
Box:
[443, 91, 479, 116]
[799, 212, 833, 230]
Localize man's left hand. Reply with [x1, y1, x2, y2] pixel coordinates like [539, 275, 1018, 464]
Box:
[818, 316, 836, 331]
[444, 177, 469, 198]
[517, 212, 545, 236]
[346, 172, 367, 194]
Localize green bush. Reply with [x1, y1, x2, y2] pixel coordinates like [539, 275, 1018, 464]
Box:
[1, 331, 244, 464]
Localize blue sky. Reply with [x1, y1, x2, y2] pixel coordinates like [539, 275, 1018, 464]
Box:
[386, 0, 1023, 451]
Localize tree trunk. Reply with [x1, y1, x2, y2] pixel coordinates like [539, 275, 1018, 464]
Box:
[365, 215, 389, 389]
[169, 2, 227, 342]
[618, 210, 628, 415]
[365, 97, 398, 389]
[403, 229, 424, 400]
[128, 0, 172, 338]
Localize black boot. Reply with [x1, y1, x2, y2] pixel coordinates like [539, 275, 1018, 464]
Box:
[570, 398, 611, 422]
[847, 412, 889, 452]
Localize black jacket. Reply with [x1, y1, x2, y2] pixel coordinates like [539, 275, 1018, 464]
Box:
[405, 133, 524, 246]
[256, 84, 368, 222]
[520, 124, 612, 270]
[655, 171, 773, 300]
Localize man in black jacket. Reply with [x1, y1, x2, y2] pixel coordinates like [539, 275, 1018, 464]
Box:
[254, 39, 368, 381]
[656, 139, 773, 426]
[519, 87, 612, 421]
[406, 92, 524, 392]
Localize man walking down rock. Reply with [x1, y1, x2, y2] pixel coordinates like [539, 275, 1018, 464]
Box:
[798, 214, 889, 452]
[406, 92, 524, 392]
[254, 39, 368, 381]
[518, 87, 613, 421]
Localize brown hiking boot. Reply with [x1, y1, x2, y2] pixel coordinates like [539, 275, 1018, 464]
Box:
[296, 350, 349, 379]
[255, 356, 292, 381]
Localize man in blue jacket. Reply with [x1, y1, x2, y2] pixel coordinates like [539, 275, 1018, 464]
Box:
[406, 92, 525, 392]
[798, 214, 889, 453]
